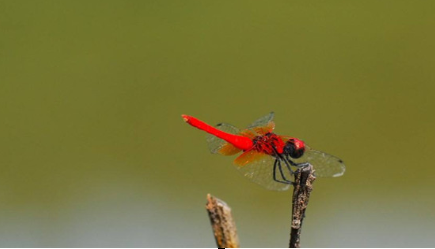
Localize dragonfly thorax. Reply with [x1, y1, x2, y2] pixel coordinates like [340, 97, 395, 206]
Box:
[252, 133, 285, 155]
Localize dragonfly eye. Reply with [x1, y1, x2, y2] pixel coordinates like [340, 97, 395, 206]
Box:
[284, 139, 305, 159]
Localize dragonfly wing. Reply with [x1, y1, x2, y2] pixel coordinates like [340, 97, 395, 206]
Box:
[240, 112, 275, 137]
[233, 150, 291, 191]
[207, 123, 241, 155]
[252, 121, 275, 135]
[303, 149, 346, 178]
[247, 112, 275, 130]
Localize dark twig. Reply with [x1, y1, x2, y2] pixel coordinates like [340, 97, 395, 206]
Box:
[205, 194, 240, 248]
[289, 164, 316, 248]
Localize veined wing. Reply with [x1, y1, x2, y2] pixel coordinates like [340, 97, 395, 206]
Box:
[247, 112, 275, 130]
[206, 123, 241, 155]
[302, 146, 346, 178]
[239, 120, 275, 139]
[207, 112, 275, 155]
[238, 112, 275, 138]
[233, 150, 291, 191]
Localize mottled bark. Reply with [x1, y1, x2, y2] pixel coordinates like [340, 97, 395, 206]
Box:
[205, 194, 239, 248]
[289, 164, 316, 248]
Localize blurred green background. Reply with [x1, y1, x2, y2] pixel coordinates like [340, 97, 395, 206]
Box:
[1, 0, 435, 247]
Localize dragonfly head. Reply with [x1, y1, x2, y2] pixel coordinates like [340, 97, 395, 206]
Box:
[283, 138, 305, 159]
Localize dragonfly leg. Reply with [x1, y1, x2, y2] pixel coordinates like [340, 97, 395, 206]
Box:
[285, 155, 310, 168]
[273, 159, 285, 183]
[281, 156, 295, 175]
[273, 159, 293, 185]
[271, 148, 294, 184]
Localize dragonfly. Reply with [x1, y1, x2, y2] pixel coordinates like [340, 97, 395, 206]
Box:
[182, 112, 345, 191]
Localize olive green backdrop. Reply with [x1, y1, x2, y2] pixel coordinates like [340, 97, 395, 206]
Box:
[1, 0, 434, 247]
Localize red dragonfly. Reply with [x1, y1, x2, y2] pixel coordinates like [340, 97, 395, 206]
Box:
[182, 112, 345, 191]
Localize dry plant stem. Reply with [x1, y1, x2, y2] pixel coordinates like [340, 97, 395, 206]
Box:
[205, 194, 240, 248]
[289, 164, 316, 248]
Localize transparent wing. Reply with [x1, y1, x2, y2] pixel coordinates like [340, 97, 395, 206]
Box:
[207, 113, 274, 154]
[206, 123, 241, 155]
[251, 120, 275, 135]
[247, 112, 275, 129]
[238, 120, 275, 140]
[303, 147, 346, 178]
[233, 150, 291, 191]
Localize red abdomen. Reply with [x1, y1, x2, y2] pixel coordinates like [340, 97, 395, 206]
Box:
[252, 133, 285, 155]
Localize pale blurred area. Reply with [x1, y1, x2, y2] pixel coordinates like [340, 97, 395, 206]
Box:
[1, 0, 435, 247]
